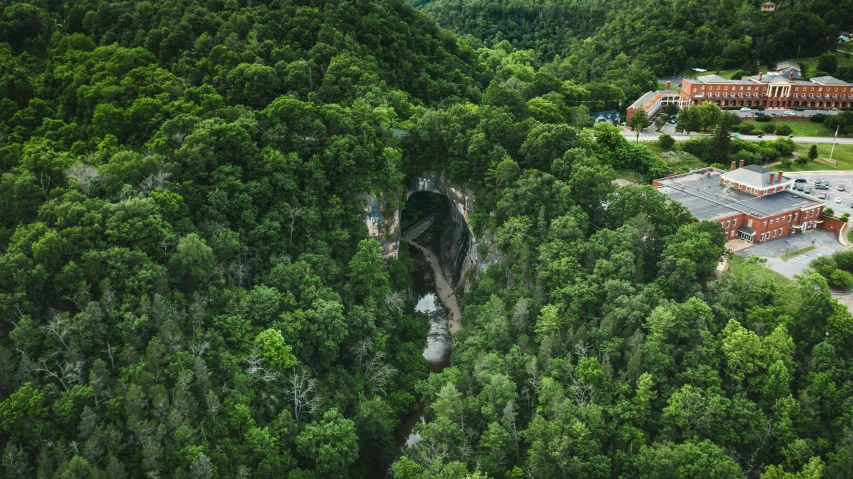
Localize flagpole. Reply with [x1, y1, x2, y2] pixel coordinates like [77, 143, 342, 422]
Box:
[829, 125, 839, 166]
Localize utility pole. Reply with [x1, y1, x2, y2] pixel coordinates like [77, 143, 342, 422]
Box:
[829, 125, 839, 166]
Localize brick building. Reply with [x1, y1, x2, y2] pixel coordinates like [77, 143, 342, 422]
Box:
[654, 164, 825, 244]
[680, 73, 852, 109]
[625, 80, 681, 124]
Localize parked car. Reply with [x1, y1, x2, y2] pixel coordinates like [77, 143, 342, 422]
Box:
[740, 107, 752, 111]
[757, 133, 764, 138]
[804, 186, 813, 194]
[838, 185, 846, 191]
[819, 193, 827, 200]
[823, 181, 831, 188]
[795, 178, 808, 183]
[668, 119, 676, 124]
[784, 111, 796, 116]
[794, 107, 805, 111]
[835, 197, 843, 204]
[815, 178, 823, 184]
[755, 112, 767, 116]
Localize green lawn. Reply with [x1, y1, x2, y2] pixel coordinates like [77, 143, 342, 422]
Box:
[741, 120, 843, 138]
[787, 51, 853, 74]
[681, 51, 853, 81]
[769, 144, 853, 171]
[686, 65, 769, 80]
[781, 246, 816, 259]
[728, 255, 800, 312]
[657, 150, 705, 173]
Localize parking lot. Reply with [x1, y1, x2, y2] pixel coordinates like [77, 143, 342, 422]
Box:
[790, 173, 853, 214]
[737, 229, 846, 280]
[735, 108, 840, 120]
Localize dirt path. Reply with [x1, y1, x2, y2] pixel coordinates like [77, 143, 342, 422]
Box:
[407, 240, 462, 333]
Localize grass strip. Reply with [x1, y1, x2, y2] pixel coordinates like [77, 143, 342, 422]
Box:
[781, 246, 816, 259]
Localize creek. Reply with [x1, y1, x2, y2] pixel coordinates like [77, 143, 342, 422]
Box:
[393, 239, 462, 448]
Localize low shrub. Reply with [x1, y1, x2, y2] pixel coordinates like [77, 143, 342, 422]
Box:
[811, 114, 826, 123]
[776, 125, 793, 136]
[658, 133, 675, 150]
[829, 269, 853, 289]
[756, 116, 772, 123]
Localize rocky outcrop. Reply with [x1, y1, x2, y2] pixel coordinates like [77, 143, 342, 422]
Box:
[360, 172, 501, 292]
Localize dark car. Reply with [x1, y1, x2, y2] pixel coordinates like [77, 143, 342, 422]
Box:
[794, 107, 805, 111]
[804, 186, 813, 194]
[797, 184, 805, 191]
[757, 133, 764, 138]
[755, 112, 767, 117]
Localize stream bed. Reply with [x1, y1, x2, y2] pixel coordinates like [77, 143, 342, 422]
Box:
[393, 240, 462, 448]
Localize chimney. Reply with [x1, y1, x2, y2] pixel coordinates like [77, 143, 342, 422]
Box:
[731, 161, 736, 171]
[777, 171, 783, 183]
[739, 159, 745, 169]
[666, 80, 672, 90]
[768, 173, 774, 185]
[789, 72, 793, 80]
[759, 73, 763, 81]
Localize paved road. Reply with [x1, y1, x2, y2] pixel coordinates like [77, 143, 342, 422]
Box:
[621, 129, 853, 145]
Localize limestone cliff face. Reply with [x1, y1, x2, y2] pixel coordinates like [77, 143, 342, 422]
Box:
[360, 172, 501, 292]
[359, 192, 400, 258]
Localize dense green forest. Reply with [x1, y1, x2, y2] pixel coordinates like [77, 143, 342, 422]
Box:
[408, 0, 852, 77]
[3, 0, 853, 478]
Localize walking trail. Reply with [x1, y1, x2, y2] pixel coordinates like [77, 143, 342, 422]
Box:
[406, 239, 462, 333]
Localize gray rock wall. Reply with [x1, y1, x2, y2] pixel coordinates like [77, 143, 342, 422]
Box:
[361, 172, 501, 293]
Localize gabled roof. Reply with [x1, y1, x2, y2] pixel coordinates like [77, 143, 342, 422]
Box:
[589, 110, 620, 120]
[767, 76, 792, 84]
[772, 67, 802, 80]
[721, 165, 790, 189]
[628, 91, 657, 109]
[775, 61, 801, 72]
[696, 74, 729, 84]
[811, 76, 847, 85]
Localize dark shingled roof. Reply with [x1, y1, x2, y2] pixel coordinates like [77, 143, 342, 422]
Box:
[655, 170, 822, 221]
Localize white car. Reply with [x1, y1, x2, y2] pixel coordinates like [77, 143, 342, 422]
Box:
[740, 107, 752, 111]
[835, 197, 843, 204]
[783, 111, 795, 116]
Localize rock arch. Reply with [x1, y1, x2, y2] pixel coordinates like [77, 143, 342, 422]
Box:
[361, 172, 498, 291]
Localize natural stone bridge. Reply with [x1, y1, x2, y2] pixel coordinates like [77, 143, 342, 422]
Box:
[361, 172, 498, 291]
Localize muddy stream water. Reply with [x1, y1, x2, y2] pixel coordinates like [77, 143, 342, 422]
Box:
[393, 239, 462, 448]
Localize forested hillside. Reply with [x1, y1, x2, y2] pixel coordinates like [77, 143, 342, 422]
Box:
[409, 0, 851, 77]
[3, 0, 853, 478]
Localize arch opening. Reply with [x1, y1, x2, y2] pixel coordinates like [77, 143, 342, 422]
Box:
[401, 191, 471, 288]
